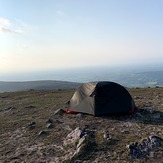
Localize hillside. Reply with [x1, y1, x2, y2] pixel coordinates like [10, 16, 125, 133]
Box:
[0, 80, 81, 92]
[1, 69, 163, 90]
[0, 87, 162, 162]
[120, 70, 163, 88]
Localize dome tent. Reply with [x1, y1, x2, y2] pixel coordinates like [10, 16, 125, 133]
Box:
[66, 81, 136, 116]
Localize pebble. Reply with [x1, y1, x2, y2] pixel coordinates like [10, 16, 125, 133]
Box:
[134, 96, 143, 99]
[103, 131, 111, 140]
[46, 118, 53, 123]
[25, 105, 35, 109]
[47, 123, 53, 128]
[27, 121, 36, 129]
[3, 106, 16, 112]
[76, 113, 83, 118]
[63, 125, 72, 131]
[53, 108, 64, 115]
[144, 107, 155, 113]
[38, 130, 48, 136]
[74, 160, 82, 163]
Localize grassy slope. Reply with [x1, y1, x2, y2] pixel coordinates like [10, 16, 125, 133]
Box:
[0, 88, 162, 162]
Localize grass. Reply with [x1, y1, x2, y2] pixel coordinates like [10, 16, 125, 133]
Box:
[0, 87, 162, 162]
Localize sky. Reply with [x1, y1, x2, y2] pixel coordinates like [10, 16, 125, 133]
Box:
[0, 0, 163, 74]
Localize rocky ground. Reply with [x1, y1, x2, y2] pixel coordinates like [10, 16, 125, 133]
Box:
[0, 87, 162, 163]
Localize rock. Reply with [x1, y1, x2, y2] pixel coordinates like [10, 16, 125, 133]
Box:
[76, 113, 83, 118]
[63, 125, 72, 131]
[27, 121, 36, 129]
[149, 135, 161, 148]
[72, 136, 92, 161]
[25, 105, 35, 109]
[38, 130, 48, 136]
[53, 108, 64, 115]
[54, 119, 63, 123]
[3, 106, 16, 112]
[77, 136, 86, 149]
[103, 131, 111, 140]
[145, 107, 155, 113]
[46, 118, 53, 123]
[63, 127, 84, 146]
[127, 135, 162, 159]
[121, 129, 130, 134]
[71, 130, 95, 162]
[74, 160, 82, 163]
[28, 121, 36, 126]
[83, 130, 94, 137]
[47, 123, 54, 128]
[63, 127, 95, 162]
[134, 96, 143, 99]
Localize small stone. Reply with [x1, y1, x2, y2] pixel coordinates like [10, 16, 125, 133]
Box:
[3, 106, 16, 112]
[63, 127, 85, 146]
[55, 119, 63, 123]
[25, 105, 35, 109]
[53, 108, 64, 115]
[134, 96, 143, 99]
[46, 118, 53, 123]
[77, 136, 86, 149]
[84, 130, 94, 137]
[148, 108, 155, 113]
[38, 130, 48, 136]
[63, 125, 72, 131]
[47, 123, 53, 128]
[28, 121, 36, 126]
[27, 121, 36, 129]
[74, 160, 82, 163]
[76, 113, 83, 118]
[103, 131, 111, 140]
[149, 135, 160, 141]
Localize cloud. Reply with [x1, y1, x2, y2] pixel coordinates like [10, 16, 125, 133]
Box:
[56, 10, 65, 17]
[0, 16, 24, 34]
[0, 25, 22, 34]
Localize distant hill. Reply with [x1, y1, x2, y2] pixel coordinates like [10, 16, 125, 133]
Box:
[0, 80, 82, 92]
[118, 70, 163, 88]
[0, 70, 163, 92]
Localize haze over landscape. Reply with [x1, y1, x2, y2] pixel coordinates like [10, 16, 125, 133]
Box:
[0, 0, 163, 86]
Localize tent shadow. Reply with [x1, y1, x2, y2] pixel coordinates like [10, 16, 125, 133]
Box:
[101, 108, 163, 126]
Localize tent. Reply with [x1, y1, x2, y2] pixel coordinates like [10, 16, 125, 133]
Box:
[66, 81, 136, 116]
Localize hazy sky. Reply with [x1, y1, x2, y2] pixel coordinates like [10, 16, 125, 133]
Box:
[0, 0, 163, 73]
